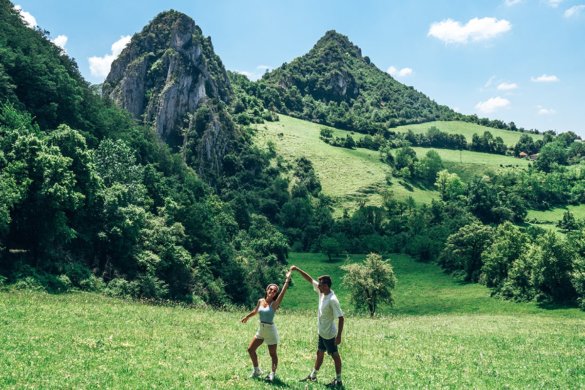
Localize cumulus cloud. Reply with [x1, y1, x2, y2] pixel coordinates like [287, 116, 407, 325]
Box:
[537, 105, 556, 115]
[88, 35, 131, 79]
[475, 97, 511, 114]
[236, 65, 273, 81]
[14, 5, 37, 27]
[51, 35, 68, 50]
[545, 0, 564, 8]
[497, 82, 518, 91]
[428, 17, 511, 44]
[531, 74, 559, 82]
[564, 5, 585, 18]
[387, 66, 413, 77]
[504, 0, 523, 6]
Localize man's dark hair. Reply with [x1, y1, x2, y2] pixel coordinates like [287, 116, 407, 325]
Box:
[318, 275, 332, 287]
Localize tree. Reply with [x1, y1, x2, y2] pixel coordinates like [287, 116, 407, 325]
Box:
[439, 222, 493, 282]
[342, 253, 396, 316]
[531, 232, 576, 303]
[435, 170, 465, 201]
[480, 222, 530, 295]
[320, 235, 342, 261]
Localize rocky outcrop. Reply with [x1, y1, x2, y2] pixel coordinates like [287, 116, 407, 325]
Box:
[103, 10, 232, 149]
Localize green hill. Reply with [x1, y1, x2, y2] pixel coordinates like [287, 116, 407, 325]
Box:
[254, 115, 529, 212]
[394, 121, 544, 147]
[2, 253, 583, 389]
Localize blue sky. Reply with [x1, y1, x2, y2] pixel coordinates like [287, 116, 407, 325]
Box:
[13, 0, 585, 135]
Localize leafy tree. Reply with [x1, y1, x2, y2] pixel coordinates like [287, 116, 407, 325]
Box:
[439, 222, 493, 282]
[435, 170, 465, 201]
[342, 253, 396, 316]
[530, 232, 576, 303]
[557, 210, 579, 232]
[320, 235, 342, 261]
[534, 141, 568, 172]
[480, 222, 530, 295]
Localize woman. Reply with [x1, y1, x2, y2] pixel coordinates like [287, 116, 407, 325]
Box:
[240, 270, 292, 382]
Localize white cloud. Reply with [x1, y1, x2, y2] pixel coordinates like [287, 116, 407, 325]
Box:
[51, 35, 68, 50]
[475, 97, 511, 114]
[236, 65, 273, 81]
[497, 82, 518, 91]
[387, 66, 413, 77]
[504, 0, 523, 6]
[428, 17, 511, 44]
[545, 0, 564, 8]
[88, 35, 131, 79]
[564, 5, 585, 18]
[531, 74, 559, 82]
[14, 5, 37, 27]
[537, 105, 556, 115]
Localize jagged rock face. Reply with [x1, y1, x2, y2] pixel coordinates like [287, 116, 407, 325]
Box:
[103, 10, 232, 148]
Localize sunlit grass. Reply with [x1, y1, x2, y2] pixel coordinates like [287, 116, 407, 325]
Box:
[2, 253, 583, 388]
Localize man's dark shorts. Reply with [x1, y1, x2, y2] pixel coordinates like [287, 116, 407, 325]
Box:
[318, 335, 338, 355]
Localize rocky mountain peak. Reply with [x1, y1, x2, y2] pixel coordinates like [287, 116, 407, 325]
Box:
[103, 10, 232, 148]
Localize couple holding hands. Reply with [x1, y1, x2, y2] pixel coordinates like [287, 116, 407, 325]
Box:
[241, 265, 344, 387]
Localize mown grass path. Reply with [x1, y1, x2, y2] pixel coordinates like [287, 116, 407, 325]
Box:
[1, 253, 583, 388]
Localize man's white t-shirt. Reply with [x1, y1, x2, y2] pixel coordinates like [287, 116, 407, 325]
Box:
[312, 280, 344, 339]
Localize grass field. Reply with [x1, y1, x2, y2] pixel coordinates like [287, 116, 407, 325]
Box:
[394, 121, 543, 147]
[2, 253, 584, 389]
[253, 115, 530, 213]
[526, 204, 585, 233]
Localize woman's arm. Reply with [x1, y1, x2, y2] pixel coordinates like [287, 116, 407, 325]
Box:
[272, 270, 292, 311]
[240, 299, 261, 323]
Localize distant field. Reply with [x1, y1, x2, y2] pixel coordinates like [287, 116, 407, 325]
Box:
[394, 121, 543, 146]
[527, 204, 585, 233]
[410, 146, 529, 182]
[2, 252, 583, 389]
[253, 115, 530, 212]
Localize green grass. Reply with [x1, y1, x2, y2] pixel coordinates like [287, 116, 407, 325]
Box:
[526, 204, 585, 233]
[394, 121, 543, 147]
[2, 253, 584, 388]
[410, 147, 530, 182]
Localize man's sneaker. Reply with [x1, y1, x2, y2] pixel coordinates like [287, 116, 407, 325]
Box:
[326, 378, 343, 387]
[250, 369, 261, 378]
[301, 374, 317, 382]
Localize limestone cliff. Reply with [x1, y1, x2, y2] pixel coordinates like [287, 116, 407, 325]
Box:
[103, 10, 234, 171]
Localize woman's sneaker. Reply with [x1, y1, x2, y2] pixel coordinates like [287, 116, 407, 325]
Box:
[250, 369, 261, 378]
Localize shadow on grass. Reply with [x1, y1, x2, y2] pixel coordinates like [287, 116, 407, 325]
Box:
[251, 376, 291, 388]
[536, 300, 579, 311]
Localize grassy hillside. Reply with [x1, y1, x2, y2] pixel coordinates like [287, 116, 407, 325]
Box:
[394, 121, 544, 147]
[2, 253, 583, 389]
[254, 115, 530, 211]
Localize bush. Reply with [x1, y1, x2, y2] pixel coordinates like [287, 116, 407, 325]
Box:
[79, 275, 106, 292]
[105, 278, 140, 298]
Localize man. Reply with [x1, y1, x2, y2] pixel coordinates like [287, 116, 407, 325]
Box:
[290, 265, 344, 387]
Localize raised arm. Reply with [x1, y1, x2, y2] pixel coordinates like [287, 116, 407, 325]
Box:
[290, 265, 314, 284]
[272, 270, 292, 311]
[240, 299, 261, 323]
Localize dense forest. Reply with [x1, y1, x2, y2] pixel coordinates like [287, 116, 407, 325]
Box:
[1, 2, 584, 310]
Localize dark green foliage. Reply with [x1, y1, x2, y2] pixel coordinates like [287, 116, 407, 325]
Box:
[439, 222, 493, 282]
[470, 131, 507, 154]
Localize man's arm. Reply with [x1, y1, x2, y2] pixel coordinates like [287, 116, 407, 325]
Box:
[335, 316, 344, 345]
[290, 265, 314, 284]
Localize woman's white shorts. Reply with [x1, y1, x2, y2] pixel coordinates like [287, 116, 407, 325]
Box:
[255, 322, 279, 345]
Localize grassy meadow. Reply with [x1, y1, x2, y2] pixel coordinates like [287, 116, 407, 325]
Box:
[253, 115, 530, 213]
[2, 253, 584, 389]
[394, 121, 543, 147]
